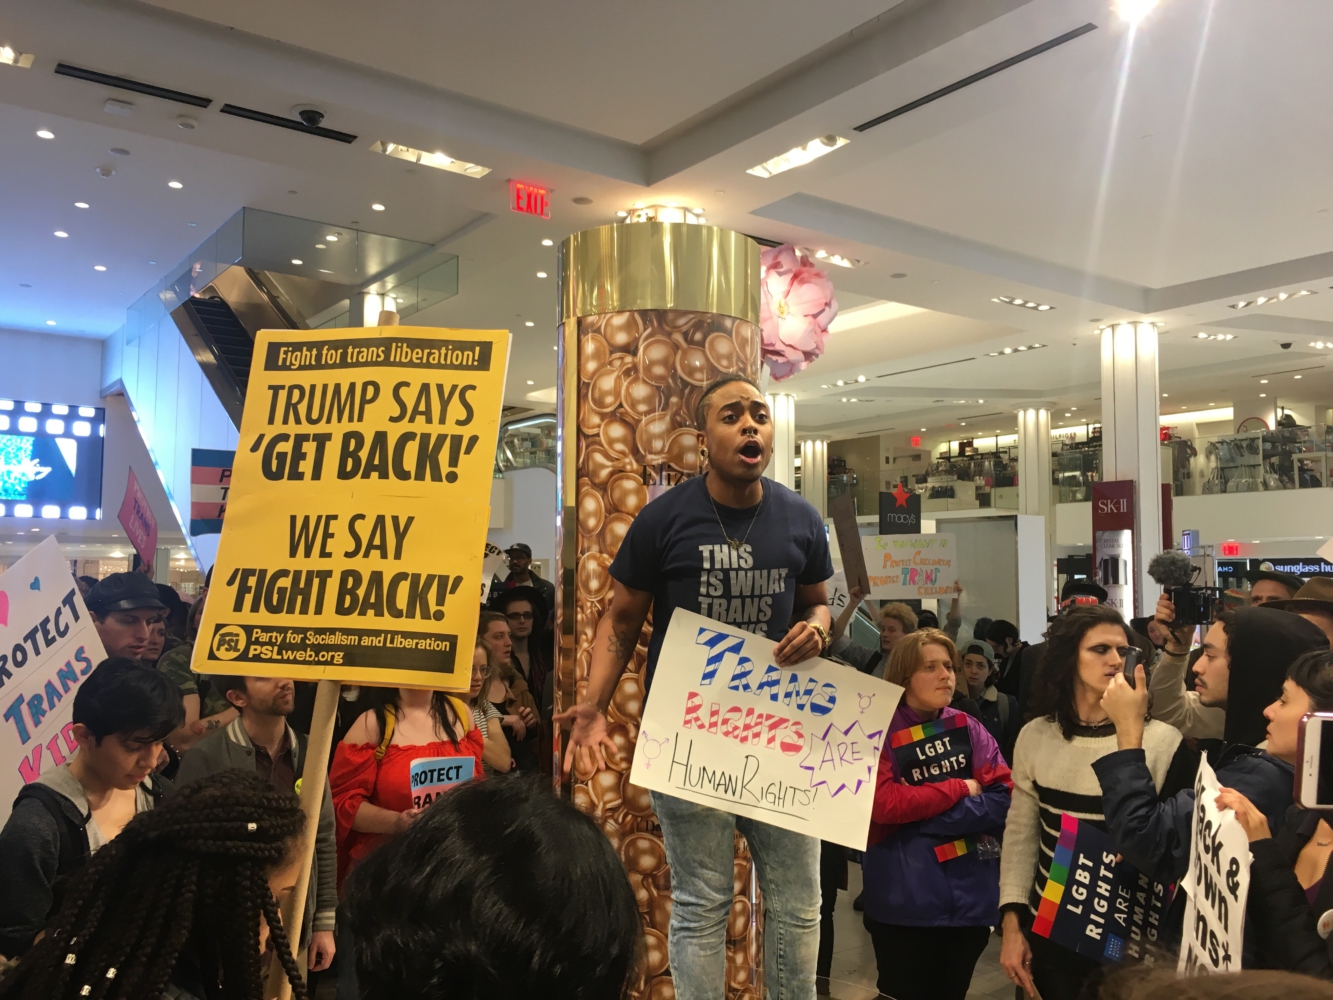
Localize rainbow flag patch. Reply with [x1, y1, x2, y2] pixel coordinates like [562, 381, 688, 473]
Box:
[1031, 813, 1079, 937]
[934, 837, 974, 862]
[889, 713, 969, 749]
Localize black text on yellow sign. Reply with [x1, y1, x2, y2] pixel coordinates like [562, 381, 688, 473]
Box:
[193, 328, 510, 691]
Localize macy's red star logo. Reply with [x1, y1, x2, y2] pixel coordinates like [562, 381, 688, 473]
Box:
[890, 482, 912, 508]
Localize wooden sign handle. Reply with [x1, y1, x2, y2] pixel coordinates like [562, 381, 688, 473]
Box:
[268, 679, 340, 1000]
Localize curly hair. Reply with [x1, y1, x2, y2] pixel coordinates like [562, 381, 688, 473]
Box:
[880, 603, 918, 635]
[0, 769, 307, 1000]
[1026, 604, 1130, 739]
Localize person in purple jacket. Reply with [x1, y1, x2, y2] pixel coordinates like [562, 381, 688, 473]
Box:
[862, 628, 1013, 1000]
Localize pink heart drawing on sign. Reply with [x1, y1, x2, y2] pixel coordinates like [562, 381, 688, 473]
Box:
[0, 590, 7, 627]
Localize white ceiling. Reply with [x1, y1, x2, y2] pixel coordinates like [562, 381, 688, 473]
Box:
[0, 0, 1331, 441]
[137, 0, 897, 145]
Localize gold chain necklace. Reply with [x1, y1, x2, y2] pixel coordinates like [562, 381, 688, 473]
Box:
[707, 478, 765, 550]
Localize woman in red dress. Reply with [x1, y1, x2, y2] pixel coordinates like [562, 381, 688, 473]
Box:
[330, 686, 484, 886]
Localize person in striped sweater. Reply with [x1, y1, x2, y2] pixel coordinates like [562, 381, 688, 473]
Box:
[997, 605, 1182, 1000]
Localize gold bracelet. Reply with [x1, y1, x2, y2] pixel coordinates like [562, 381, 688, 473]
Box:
[809, 621, 831, 653]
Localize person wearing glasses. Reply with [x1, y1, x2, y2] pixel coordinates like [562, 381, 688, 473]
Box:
[490, 587, 550, 702]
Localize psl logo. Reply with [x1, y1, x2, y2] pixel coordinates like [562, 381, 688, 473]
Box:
[211, 624, 248, 660]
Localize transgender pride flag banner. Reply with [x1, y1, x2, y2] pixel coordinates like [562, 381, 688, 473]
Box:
[190, 448, 234, 536]
[1031, 813, 1172, 966]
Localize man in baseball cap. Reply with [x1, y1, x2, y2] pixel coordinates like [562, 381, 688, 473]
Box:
[1269, 577, 1333, 645]
[1247, 568, 1304, 606]
[498, 542, 556, 625]
[85, 572, 166, 662]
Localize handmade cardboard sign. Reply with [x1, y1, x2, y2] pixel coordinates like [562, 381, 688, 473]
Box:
[1179, 757, 1250, 974]
[862, 533, 958, 600]
[1032, 813, 1171, 966]
[409, 756, 475, 809]
[0, 537, 107, 823]
[829, 495, 869, 596]
[630, 608, 903, 849]
[193, 327, 511, 691]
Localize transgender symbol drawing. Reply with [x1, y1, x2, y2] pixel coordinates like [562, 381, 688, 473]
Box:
[637, 731, 670, 769]
[858, 692, 874, 714]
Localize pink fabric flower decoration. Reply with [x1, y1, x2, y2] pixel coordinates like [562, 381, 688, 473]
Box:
[759, 244, 838, 381]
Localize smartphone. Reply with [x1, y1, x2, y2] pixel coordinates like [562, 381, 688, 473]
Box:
[1122, 646, 1142, 688]
[1296, 713, 1333, 809]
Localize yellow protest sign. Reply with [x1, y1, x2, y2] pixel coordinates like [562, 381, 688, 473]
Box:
[192, 327, 511, 691]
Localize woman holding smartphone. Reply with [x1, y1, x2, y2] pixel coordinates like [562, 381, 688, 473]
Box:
[1214, 649, 1333, 975]
[998, 606, 1182, 1000]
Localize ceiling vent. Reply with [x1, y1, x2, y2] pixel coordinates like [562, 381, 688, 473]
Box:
[854, 23, 1097, 132]
[219, 104, 357, 143]
[54, 62, 212, 107]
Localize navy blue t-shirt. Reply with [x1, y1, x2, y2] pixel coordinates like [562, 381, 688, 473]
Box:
[609, 475, 833, 689]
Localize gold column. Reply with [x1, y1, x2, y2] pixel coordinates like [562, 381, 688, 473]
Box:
[555, 222, 762, 1000]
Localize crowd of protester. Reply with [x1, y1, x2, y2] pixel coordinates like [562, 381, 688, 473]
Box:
[10, 534, 1333, 1000]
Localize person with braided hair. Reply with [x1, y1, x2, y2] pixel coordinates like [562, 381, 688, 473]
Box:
[0, 768, 308, 1000]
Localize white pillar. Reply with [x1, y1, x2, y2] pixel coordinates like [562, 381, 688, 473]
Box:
[1016, 408, 1052, 518]
[800, 438, 828, 517]
[765, 393, 796, 489]
[1101, 322, 1162, 617]
[1017, 407, 1053, 615]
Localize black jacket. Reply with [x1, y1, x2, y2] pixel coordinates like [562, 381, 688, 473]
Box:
[1249, 805, 1333, 977]
[0, 769, 168, 957]
[1095, 743, 1294, 886]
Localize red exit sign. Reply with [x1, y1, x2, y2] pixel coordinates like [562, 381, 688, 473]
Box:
[1219, 541, 1241, 556]
[910, 435, 922, 448]
[509, 180, 549, 219]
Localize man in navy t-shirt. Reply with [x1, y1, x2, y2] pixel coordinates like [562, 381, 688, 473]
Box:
[558, 375, 833, 1000]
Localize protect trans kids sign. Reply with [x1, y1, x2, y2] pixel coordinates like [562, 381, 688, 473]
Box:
[631, 608, 903, 849]
[0, 537, 107, 823]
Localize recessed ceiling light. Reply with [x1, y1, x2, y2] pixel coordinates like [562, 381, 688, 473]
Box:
[525, 321, 535, 327]
[74, 202, 88, 209]
[315, 243, 326, 249]
[93, 265, 106, 271]
[536, 271, 547, 278]
[856, 375, 866, 382]
[920, 428, 926, 432]
[1229, 289, 1316, 310]
[541, 239, 553, 246]
[371, 203, 386, 211]
[526, 380, 535, 385]
[319, 269, 332, 273]
[291, 259, 303, 265]
[1260, 393, 1267, 397]
[168, 180, 183, 189]
[1162, 393, 1168, 397]
[36, 129, 53, 139]
[1295, 375, 1303, 379]
[368, 141, 491, 178]
[1260, 380, 1268, 384]
[0, 46, 34, 68]
[747, 134, 849, 178]
[53, 231, 67, 238]
[45, 319, 55, 326]
[326, 235, 339, 242]
[993, 294, 1055, 312]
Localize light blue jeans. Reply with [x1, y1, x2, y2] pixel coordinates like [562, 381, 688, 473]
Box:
[651, 791, 820, 1000]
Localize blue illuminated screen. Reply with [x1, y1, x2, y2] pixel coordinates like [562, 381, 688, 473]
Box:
[0, 399, 105, 520]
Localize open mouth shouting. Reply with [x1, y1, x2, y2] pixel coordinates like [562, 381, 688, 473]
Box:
[738, 439, 764, 465]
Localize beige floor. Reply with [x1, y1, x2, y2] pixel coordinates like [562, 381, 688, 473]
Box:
[822, 864, 1016, 1000]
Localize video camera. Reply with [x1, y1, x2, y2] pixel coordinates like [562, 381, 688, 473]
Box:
[1148, 550, 1219, 627]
